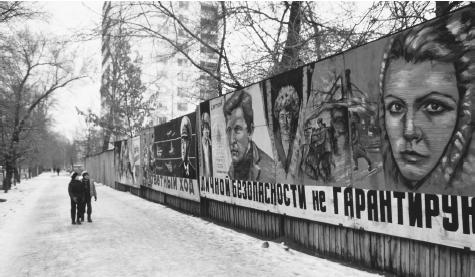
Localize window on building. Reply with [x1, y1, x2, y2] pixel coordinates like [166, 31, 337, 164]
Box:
[178, 15, 188, 24]
[177, 72, 187, 81]
[201, 3, 217, 17]
[157, 102, 168, 110]
[178, 28, 186, 37]
[179, 2, 189, 9]
[200, 46, 215, 54]
[177, 87, 188, 97]
[201, 33, 217, 42]
[200, 18, 218, 33]
[158, 116, 167, 124]
[200, 61, 217, 71]
[177, 102, 188, 111]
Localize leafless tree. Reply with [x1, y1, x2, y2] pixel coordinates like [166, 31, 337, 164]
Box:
[0, 30, 86, 192]
[0, 1, 38, 24]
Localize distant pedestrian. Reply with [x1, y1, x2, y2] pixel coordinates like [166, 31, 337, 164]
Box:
[68, 172, 85, 225]
[79, 171, 97, 223]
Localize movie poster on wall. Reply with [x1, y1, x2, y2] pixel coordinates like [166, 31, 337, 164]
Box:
[114, 138, 138, 187]
[262, 60, 353, 187]
[148, 113, 200, 202]
[140, 127, 154, 187]
[206, 83, 276, 183]
[199, 7, 475, 249]
[343, 14, 475, 196]
[208, 96, 230, 178]
[131, 136, 141, 188]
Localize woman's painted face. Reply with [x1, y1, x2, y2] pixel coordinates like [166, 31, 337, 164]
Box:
[384, 59, 459, 182]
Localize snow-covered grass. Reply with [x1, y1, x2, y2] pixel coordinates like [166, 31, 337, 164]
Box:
[0, 174, 382, 277]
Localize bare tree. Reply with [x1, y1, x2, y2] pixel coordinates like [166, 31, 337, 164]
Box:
[0, 1, 38, 24]
[0, 30, 85, 192]
[100, 1, 471, 99]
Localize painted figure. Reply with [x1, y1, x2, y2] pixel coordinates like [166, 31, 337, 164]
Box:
[306, 118, 334, 182]
[351, 121, 372, 172]
[380, 9, 474, 192]
[175, 116, 196, 179]
[201, 112, 213, 176]
[273, 85, 300, 174]
[299, 121, 315, 179]
[223, 90, 274, 181]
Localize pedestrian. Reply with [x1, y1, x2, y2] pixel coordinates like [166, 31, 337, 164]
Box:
[79, 171, 97, 223]
[68, 172, 85, 225]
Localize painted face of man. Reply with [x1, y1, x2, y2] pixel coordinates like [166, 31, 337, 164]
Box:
[384, 59, 459, 182]
[181, 136, 190, 161]
[226, 106, 252, 164]
[278, 109, 291, 138]
[165, 161, 173, 172]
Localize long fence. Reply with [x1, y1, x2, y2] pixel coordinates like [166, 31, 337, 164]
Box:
[86, 7, 475, 276]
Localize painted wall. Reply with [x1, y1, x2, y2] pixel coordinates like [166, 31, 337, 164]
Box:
[114, 136, 141, 188]
[141, 112, 200, 202]
[197, 7, 475, 249]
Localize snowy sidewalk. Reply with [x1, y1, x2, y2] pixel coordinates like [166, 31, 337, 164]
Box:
[0, 174, 381, 277]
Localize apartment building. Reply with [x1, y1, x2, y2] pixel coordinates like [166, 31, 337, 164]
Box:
[101, 2, 220, 128]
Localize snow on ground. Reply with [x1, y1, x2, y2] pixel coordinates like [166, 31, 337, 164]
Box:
[0, 173, 382, 277]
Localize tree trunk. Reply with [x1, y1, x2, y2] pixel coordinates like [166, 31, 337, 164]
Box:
[277, 1, 302, 73]
[3, 156, 13, 192]
[4, 127, 20, 192]
[102, 104, 114, 151]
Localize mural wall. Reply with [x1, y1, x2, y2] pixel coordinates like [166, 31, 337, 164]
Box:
[114, 137, 140, 188]
[142, 113, 200, 202]
[198, 8, 475, 249]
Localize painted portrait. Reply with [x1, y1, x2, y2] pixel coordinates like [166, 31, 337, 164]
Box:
[223, 89, 275, 182]
[174, 115, 197, 179]
[269, 69, 303, 179]
[380, 9, 475, 194]
[140, 128, 154, 186]
[293, 60, 352, 186]
[200, 103, 213, 177]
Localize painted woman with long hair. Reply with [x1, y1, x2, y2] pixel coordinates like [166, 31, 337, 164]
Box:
[380, 8, 475, 194]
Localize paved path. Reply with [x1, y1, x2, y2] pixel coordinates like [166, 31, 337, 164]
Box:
[0, 173, 381, 277]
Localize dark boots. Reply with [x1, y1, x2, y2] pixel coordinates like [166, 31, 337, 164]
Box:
[87, 215, 92, 222]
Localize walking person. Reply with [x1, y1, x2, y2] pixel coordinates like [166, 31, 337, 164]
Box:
[68, 172, 85, 225]
[79, 171, 97, 223]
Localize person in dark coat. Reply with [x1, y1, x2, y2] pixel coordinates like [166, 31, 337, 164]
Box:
[68, 172, 85, 225]
[79, 171, 97, 222]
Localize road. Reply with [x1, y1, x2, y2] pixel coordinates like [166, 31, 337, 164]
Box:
[0, 173, 381, 277]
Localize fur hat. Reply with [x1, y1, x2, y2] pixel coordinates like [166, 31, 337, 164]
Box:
[70, 171, 78, 179]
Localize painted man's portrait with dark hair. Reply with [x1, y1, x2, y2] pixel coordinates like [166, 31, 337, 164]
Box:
[223, 89, 274, 181]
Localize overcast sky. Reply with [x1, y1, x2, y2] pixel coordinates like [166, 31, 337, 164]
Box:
[24, 1, 102, 142]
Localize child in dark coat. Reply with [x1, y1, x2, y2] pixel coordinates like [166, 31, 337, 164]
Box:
[68, 172, 85, 225]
